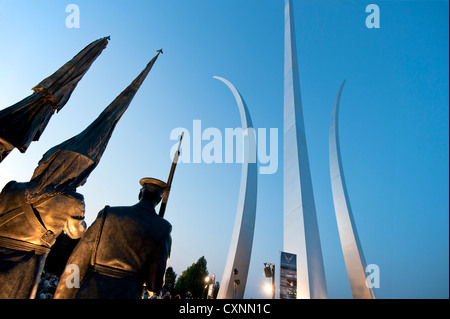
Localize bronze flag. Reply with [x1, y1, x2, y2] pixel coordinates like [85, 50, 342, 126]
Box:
[0, 37, 110, 162]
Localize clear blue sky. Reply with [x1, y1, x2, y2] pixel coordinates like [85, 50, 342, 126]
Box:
[0, 0, 448, 299]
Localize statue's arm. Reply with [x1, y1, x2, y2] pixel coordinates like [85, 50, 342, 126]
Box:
[54, 209, 103, 299]
[64, 216, 87, 239]
[63, 198, 87, 239]
[145, 226, 172, 292]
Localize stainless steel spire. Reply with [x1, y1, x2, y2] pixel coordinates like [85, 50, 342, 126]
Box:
[329, 80, 376, 299]
[214, 76, 257, 299]
[283, 0, 328, 299]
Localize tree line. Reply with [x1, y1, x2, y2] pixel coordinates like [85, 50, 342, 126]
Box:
[163, 256, 220, 299]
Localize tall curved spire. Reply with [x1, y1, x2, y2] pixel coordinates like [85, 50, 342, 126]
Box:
[329, 80, 376, 299]
[284, 0, 328, 299]
[214, 76, 257, 299]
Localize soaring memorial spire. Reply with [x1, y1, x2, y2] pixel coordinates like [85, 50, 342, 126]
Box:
[24, 51, 161, 204]
[329, 80, 376, 299]
[283, 0, 328, 299]
[214, 76, 257, 299]
[0, 37, 110, 162]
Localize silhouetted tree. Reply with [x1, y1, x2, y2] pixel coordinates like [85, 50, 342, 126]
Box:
[163, 266, 177, 296]
[174, 256, 209, 298]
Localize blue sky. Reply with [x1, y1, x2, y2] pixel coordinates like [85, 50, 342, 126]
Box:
[0, 0, 448, 298]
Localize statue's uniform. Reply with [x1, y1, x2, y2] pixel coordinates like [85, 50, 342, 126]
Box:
[0, 181, 86, 298]
[54, 202, 172, 299]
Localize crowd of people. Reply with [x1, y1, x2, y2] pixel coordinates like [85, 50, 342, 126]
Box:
[36, 272, 192, 300]
[144, 290, 192, 299]
[36, 277, 189, 300]
[144, 291, 183, 299]
[36, 271, 60, 299]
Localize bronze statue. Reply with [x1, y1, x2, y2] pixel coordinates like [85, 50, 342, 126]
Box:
[54, 178, 172, 299]
[0, 50, 162, 299]
[0, 181, 86, 299]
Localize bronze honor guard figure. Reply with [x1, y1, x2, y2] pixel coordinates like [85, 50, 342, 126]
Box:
[0, 182, 86, 299]
[54, 178, 172, 299]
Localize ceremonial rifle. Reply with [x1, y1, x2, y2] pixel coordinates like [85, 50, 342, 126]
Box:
[159, 132, 183, 218]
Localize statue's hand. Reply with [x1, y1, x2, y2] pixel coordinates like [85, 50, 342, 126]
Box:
[64, 217, 87, 239]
